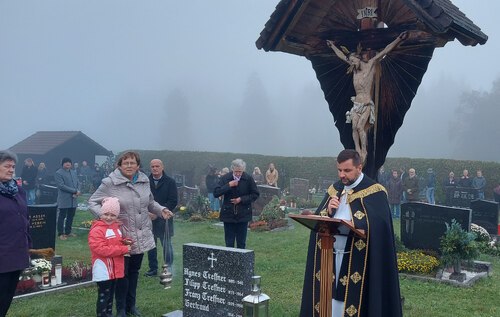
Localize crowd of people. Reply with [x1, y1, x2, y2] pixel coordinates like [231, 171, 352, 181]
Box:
[3, 147, 500, 317]
[379, 166, 492, 218]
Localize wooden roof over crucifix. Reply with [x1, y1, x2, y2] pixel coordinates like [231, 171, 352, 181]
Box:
[256, 0, 487, 178]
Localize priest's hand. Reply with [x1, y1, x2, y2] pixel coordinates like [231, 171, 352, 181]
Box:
[328, 196, 340, 216]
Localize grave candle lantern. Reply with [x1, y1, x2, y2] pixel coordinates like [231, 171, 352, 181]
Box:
[41, 272, 50, 287]
[242, 276, 270, 317]
[55, 264, 62, 284]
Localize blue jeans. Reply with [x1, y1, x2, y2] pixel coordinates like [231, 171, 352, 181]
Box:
[426, 187, 435, 204]
[223, 222, 248, 249]
[477, 191, 485, 199]
[208, 193, 220, 211]
[26, 189, 36, 205]
[390, 204, 401, 218]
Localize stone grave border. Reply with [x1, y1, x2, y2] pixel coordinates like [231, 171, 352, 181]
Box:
[13, 280, 95, 301]
[399, 260, 492, 288]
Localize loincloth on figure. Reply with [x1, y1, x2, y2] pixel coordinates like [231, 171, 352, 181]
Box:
[345, 97, 375, 125]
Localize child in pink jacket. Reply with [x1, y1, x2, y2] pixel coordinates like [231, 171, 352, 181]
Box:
[88, 197, 130, 317]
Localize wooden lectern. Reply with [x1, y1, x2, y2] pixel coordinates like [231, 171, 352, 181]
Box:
[289, 214, 366, 317]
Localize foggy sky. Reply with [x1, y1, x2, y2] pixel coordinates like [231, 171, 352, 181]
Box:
[1, 0, 498, 161]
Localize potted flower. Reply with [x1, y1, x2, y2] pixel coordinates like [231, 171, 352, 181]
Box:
[31, 258, 52, 282]
[440, 219, 479, 282]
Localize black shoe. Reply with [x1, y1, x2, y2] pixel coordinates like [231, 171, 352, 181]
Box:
[126, 307, 142, 316]
[116, 309, 127, 317]
[144, 270, 157, 277]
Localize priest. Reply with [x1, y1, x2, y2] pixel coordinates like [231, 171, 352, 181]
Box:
[300, 149, 402, 317]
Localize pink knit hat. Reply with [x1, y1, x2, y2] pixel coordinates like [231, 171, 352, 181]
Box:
[101, 197, 120, 216]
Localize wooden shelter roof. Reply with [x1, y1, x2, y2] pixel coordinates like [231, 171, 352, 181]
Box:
[256, 0, 487, 54]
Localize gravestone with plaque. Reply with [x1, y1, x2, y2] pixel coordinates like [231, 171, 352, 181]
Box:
[178, 186, 200, 207]
[401, 202, 471, 252]
[470, 199, 499, 236]
[28, 204, 58, 250]
[253, 185, 280, 216]
[447, 187, 477, 208]
[182, 243, 254, 317]
[289, 178, 309, 200]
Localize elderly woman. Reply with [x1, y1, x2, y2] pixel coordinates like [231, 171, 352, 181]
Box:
[214, 159, 259, 249]
[0, 150, 31, 316]
[252, 167, 264, 185]
[89, 151, 172, 317]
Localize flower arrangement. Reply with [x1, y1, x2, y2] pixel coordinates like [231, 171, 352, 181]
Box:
[471, 223, 490, 243]
[31, 258, 52, 274]
[249, 220, 269, 232]
[397, 250, 440, 274]
[80, 220, 93, 228]
[67, 261, 92, 280]
[207, 211, 220, 220]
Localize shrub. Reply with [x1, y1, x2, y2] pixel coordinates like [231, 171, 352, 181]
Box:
[440, 219, 480, 268]
[397, 250, 440, 274]
[260, 196, 284, 223]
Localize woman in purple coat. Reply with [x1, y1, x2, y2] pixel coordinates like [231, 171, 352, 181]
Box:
[0, 150, 31, 317]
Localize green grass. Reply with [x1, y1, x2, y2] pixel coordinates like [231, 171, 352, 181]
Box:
[9, 215, 500, 317]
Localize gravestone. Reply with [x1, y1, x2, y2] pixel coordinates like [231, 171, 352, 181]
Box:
[401, 202, 471, 252]
[178, 186, 200, 207]
[470, 199, 499, 235]
[182, 243, 254, 317]
[174, 173, 186, 187]
[447, 187, 477, 208]
[289, 178, 309, 200]
[253, 185, 280, 216]
[317, 177, 335, 193]
[37, 184, 58, 204]
[28, 204, 58, 250]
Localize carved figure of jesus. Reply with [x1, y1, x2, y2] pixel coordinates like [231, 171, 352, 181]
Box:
[326, 32, 407, 163]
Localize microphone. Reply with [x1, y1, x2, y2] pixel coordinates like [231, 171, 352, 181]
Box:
[329, 185, 344, 217]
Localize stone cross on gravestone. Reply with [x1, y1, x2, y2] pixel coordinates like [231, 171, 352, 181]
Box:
[208, 252, 217, 268]
[404, 209, 416, 235]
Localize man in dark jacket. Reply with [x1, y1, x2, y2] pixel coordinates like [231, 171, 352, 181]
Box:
[214, 159, 259, 249]
[145, 159, 178, 277]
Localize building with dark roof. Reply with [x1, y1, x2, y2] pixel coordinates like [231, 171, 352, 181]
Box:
[9, 131, 112, 175]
